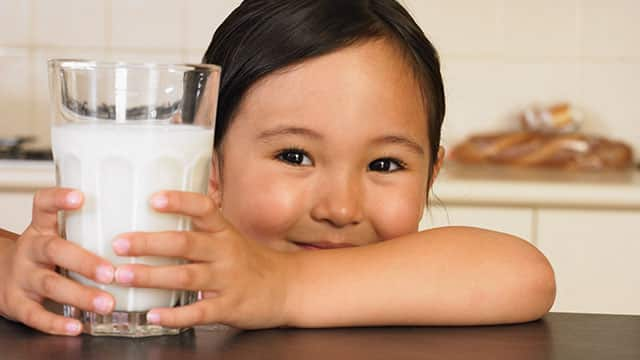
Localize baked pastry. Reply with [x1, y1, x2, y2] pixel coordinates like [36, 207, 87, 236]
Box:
[521, 103, 583, 133]
[450, 131, 634, 170]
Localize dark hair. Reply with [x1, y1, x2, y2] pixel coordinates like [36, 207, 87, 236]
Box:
[202, 0, 445, 184]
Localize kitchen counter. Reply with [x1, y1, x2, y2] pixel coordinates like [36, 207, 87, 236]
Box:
[2, 313, 640, 359]
[433, 162, 640, 209]
[0, 160, 56, 189]
[3, 160, 639, 209]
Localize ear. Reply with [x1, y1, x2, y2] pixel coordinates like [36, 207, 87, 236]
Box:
[208, 151, 222, 207]
[429, 146, 446, 188]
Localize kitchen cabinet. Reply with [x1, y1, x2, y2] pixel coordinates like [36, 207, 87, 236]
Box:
[0, 191, 34, 234]
[0, 161, 54, 233]
[420, 204, 534, 242]
[537, 209, 640, 315]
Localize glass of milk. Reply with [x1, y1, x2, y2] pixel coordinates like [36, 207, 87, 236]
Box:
[48, 59, 220, 337]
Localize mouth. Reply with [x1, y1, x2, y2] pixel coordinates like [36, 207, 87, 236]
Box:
[291, 241, 356, 251]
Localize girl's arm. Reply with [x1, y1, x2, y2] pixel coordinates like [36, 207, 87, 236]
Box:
[0, 229, 18, 257]
[0, 230, 17, 320]
[283, 226, 556, 327]
[111, 192, 555, 329]
[0, 228, 19, 242]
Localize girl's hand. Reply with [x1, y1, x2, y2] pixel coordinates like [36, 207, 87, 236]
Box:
[112, 191, 294, 329]
[0, 188, 116, 336]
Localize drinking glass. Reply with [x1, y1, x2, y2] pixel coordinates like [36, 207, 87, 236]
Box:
[48, 59, 220, 337]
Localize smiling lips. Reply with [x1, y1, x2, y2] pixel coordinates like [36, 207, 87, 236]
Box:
[293, 241, 356, 250]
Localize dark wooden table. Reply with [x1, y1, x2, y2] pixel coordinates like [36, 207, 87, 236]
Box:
[2, 312, 639, 359]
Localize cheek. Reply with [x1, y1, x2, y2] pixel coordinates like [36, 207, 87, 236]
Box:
[220, 172, 305, 243]
[368, 181, 426, 241]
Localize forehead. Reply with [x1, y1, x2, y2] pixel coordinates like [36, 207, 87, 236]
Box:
[226, 39, 429, 148]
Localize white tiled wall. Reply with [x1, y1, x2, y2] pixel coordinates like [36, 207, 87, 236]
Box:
[32, 0, 107, 48]
[402, 0, 640, 157]
[0, 0, 638, 158]
[111, 0, 184, 49]
[0, 2, 30, 46]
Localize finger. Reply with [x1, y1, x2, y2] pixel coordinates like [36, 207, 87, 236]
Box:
[30, 235, 114, 284]
[29, 269, 115, 315]
[31, 188, 83, 235]
[114, 263, 215, 291]
[150, 191, 226, 233]
[113, 231, 214, 261]
[146, 301, 218, 328]
[13, 296, 83, 336]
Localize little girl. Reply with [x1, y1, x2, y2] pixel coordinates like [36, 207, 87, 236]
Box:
[0, 0, 555, 335]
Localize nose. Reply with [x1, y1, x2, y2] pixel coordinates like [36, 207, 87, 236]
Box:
[310, 172, 364, 228]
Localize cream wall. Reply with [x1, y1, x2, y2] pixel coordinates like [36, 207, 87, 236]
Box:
[0, 0, 638, 159]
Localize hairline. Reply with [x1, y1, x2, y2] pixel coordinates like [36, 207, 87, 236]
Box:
[214, 34, 431, 155]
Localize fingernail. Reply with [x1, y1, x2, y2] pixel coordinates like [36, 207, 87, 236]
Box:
[66, 191, 82, 206]
[93, 295, 114, 314]
[96, 265, 114, 284]
[147, 312, 160, 324]
[65, 321, 81, 334]
[112, 238, 130, 255]
[151, 193, 168, 209]
[115, 267, 134, 284]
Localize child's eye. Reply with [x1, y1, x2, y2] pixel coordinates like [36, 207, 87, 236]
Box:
[368, 158, 405, 173]
[276, 148, 313, 166]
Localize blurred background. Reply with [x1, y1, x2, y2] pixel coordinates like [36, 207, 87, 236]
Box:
[0, 1, 639, 316]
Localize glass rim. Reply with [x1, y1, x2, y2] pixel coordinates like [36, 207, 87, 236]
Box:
[47, 58, 221, 73]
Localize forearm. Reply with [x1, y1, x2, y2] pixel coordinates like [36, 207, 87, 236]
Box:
[0, 228, 18, 319]
[0, 228, 18, 251]
[0, 228, 18, 241]
[283, 226, 556, 327]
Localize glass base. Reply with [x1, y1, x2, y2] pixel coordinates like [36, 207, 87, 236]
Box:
[63, 305, 191, 338]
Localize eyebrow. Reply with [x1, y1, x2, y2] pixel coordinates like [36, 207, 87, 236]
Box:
[256, 126, 324, 142]
[256, 126, 425, 156]
[372, 135, 425, 156]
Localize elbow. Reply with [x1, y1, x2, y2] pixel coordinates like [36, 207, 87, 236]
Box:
[539, 257, 557, 316]
[519, 252, 557, 322]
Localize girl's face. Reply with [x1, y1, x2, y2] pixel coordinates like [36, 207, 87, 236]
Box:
[211, 39, 442, 252]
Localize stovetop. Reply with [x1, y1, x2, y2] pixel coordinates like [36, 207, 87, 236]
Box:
[0, 136, 53, 161]
[0, 149, 53, 161]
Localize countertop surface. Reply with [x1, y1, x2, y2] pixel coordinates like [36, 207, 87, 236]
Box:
[2, 160, 640, 209]
[2, 312, 640, 359]
[0, 160, 56, 189]
[433, 162, 640, 209]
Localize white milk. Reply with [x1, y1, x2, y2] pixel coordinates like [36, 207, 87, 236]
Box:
[51, 123, 213, 312]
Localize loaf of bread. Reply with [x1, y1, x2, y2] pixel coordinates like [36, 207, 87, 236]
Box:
[450, 131, 634, 170]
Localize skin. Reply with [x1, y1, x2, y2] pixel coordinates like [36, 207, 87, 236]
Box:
[0, 39, 556, 335]
[217, 39, 432, 252]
